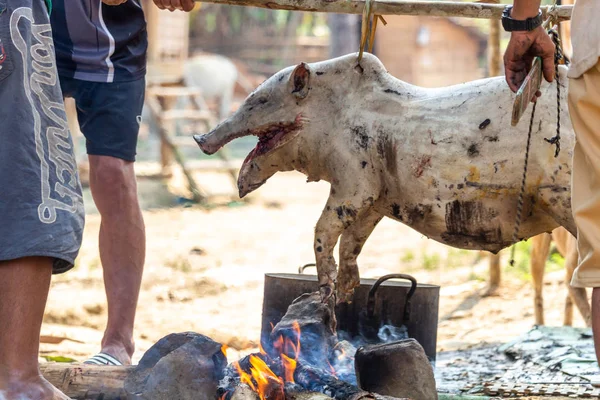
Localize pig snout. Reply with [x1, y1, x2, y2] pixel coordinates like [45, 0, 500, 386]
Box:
[194, 118, 244, 155]
[193, 134, 216, 155]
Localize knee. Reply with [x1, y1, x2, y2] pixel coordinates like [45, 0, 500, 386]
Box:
[90, 156, 136, 198]
[340, 241, 361, 261]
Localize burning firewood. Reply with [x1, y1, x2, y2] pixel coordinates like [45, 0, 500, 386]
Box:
[285, 389, 334, 400]
[230, 384, 335, 400]
[219, 351, 408, 400]
[230, 385, 260, 400]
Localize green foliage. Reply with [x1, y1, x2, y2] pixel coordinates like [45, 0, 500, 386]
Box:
[505, 240, 566, 281]
[401, 250, 415, 264]
[42, 355, 77, 363]
[204, 13, 217, 33]
[423, 253, 441, 271]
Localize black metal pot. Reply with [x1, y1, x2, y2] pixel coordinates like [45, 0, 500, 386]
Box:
[261, 265, 440, 360]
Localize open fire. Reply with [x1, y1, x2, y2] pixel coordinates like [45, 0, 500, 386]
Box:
[215, 292, 427, 400]
[123, 280, 437, 400]
[223, 321, 334, 400]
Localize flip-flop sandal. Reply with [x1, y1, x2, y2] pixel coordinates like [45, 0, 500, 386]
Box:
[83, 352, 123, 366]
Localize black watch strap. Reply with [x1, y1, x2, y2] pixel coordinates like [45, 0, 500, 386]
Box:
[502, 6, 543, 32]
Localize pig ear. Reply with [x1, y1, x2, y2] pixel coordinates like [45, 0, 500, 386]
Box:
[290, 62, 311, 100]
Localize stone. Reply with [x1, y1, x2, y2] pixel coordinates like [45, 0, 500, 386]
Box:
[355, 338, 438, 400]
[125, 332, 227, 400]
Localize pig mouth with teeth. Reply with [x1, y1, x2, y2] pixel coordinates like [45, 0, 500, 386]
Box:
[195, 53, 576, 304]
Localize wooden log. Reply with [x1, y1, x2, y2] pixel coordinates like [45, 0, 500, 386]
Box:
[286, 391, 333, 400]
[40, 363, 135, 400]
[192, 0, 572, 21]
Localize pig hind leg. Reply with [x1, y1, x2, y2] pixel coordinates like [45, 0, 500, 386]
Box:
[338, 209, 383, 304]
[314, 193, 373, 304]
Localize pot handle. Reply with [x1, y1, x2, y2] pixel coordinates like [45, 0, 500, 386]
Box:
[298, 263, 316, 274]
[366, 274, 417, 324]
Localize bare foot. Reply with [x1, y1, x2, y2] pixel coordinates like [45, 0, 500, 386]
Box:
[99, 343, 133, 365]
[0, 375, 71, 400]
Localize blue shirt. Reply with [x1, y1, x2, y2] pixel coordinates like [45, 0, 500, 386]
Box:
[50, 0, 148, 83]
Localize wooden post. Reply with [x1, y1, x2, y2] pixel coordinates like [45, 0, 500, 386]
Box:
[487, 7, 501, 77]
[483, 1, 502, 297]
[191, 0, 572, 21]
[159, 96, 177, 177]
[146, 93, 207, 203]
[559, 0, 574, 58]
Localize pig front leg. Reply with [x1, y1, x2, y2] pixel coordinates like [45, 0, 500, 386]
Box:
[314, 191, 375, 304]
[337, 209, 383, 304]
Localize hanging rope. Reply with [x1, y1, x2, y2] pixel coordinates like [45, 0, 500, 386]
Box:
[358, 0, 387, 63]
[543, 27, 568, 158]
[508, 8, 565, 267]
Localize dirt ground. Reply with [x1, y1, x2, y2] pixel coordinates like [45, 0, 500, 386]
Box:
[40, 165, 591, 366]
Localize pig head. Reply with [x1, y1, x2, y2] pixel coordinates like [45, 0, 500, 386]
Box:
[195, 53, 575, 304]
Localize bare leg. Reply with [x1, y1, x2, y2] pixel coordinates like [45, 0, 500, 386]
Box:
[530, 233, 552, 326]
[337, 209, 382, 303]
[564, 234, 591, 326]
[484, 253, 501, 297]
[592, 289, 600, 366]
[0, 257, 70, 400]
[89, 155, 145, 365]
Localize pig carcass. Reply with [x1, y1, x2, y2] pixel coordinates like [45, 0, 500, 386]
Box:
[194, 53, 575, 303]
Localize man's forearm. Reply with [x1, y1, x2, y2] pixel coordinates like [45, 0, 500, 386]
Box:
[511, 0, 541, 19]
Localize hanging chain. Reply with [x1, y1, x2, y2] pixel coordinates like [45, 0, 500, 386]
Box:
[509, 22, 565, 267]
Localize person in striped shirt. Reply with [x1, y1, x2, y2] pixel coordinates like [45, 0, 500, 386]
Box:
[49, 0, 192, 368]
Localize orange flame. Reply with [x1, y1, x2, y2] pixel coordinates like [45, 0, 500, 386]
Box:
[233, 361, 257, 392]
[234, 320, 304, 399]
[280, 320, 301, 383]
[281, 354, 297, 384]
[249, 355, 284, 400]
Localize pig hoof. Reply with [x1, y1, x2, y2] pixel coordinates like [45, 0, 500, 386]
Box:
[319, 284, 335, 304]
[336, 289, 355, 304]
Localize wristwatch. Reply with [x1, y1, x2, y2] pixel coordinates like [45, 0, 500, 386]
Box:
[501, 6, 543, 32]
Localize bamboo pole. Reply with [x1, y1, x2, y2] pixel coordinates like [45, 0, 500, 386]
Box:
[193, 0, 572, 21]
